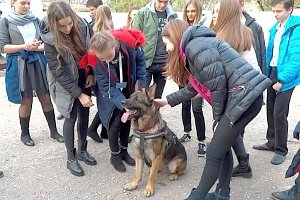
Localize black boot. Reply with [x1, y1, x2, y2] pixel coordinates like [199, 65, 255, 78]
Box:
[0, 170, 3, 178]
[67, 148, 84, 177]
[87, 113, 103, 143]
[217, 188, 230, 200]
[44, 110, 64, 143]
[205, 185, 230, 200]
[121, 147, 135, 166]
[205, 184, 220, 200]
[110, 152, 126, 173]
[232, 154, 252, 178]
[272, 175, 300, 200]
[20, 116, 34, 146]
[77, 140, 97, 165]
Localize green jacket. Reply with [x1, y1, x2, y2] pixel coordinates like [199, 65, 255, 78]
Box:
[132, 0, 177, 68]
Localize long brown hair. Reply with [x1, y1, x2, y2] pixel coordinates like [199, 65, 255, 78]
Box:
[183, 0, 202, 25]
[46, 1, 86, 68]
[162, 19, 189, 87]
[93, 5, 110, 32]
[210, 0, 253, 53]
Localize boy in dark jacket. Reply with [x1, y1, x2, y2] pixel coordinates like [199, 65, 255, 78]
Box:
[90, 29, 147, 172]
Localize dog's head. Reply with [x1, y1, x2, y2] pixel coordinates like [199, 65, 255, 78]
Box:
[121, 80, 158, 125]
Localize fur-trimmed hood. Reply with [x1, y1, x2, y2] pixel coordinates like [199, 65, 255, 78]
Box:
[110, 29, 146, 48]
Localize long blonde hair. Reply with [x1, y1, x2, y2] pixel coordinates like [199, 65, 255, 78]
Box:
[162, 19, 189, 87]
[183, 0, 202, 25]
[210, 0, 253, 53]
[46, 1, 86, 68]
[93, 5, 110, 32]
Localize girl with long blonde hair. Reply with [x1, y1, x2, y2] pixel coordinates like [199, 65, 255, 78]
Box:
[210, 0, 262, 181]
[179, 0, 207, 156]
[183, 0, 202, 25]
[93, 5, 110, 32]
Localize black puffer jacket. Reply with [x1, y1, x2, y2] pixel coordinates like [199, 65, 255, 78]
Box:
[167, 26, 272, 124]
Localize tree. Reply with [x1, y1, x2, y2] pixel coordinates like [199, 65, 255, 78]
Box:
[108, 0, 148, 12]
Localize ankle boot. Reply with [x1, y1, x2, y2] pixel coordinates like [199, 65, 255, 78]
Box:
[121, 148, 135, 166]
[44, 110, 64, 143]
[205, 184, 221, 200]
[216, 188, 230, 200]
[100, 126, 108, 139]
[205, 185, 230, 200]
[232, 154, 252, 178]
[110, 152, 126, 173]
[87, 113, 103, 143]
[185, 188, 202, 200]
[77, 140, 97, 165]
[67, 148, 84, 176]
[20, 116, 34, 146]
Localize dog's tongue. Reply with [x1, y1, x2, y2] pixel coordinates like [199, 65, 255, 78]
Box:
[121, 110, 134, 123]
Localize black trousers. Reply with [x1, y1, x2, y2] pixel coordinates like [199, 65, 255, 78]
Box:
[181, 96, 206, 141]
[108, 109, 131, 153]
[146, 63, 166, 98]
[194, 95, 263, 198]
[63, 100, 90, 154]
[265, 67, 294, 156]
[266, 86, 294, 156]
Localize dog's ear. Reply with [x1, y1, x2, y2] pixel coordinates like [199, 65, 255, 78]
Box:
[146, 83, 157, 100]
[134, 80, 142, 92]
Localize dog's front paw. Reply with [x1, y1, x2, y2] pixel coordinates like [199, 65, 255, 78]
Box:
[123, 182, 138, 191]
[169, 173, 179, 181]
[144, 185, 155, 197]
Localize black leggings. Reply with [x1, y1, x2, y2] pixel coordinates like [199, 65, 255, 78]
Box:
[63, 100, 90, 153]
[194, 95, 263, 198]
[108, 109, 131, 153]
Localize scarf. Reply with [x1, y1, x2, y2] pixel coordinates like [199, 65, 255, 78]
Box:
[6, 9, 36, 26]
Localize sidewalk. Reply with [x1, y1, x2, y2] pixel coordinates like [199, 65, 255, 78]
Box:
[0, 76, 299, 200]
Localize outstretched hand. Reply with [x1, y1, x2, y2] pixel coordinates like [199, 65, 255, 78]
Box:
[153, 98, 169, 108]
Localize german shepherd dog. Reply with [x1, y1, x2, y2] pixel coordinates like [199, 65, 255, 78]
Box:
[121, 81, 187, 197]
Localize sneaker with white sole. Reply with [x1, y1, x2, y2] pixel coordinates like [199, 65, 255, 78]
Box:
[197, 142, 206, 157]
[179, 134, 191, 143]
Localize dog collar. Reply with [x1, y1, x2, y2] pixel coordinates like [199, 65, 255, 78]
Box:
[138, 120, 161, 132]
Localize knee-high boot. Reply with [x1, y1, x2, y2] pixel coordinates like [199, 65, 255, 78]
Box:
[43, 110, 64, 143]
[77, 140, 97, 165]
[20, 116, 34, 146]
